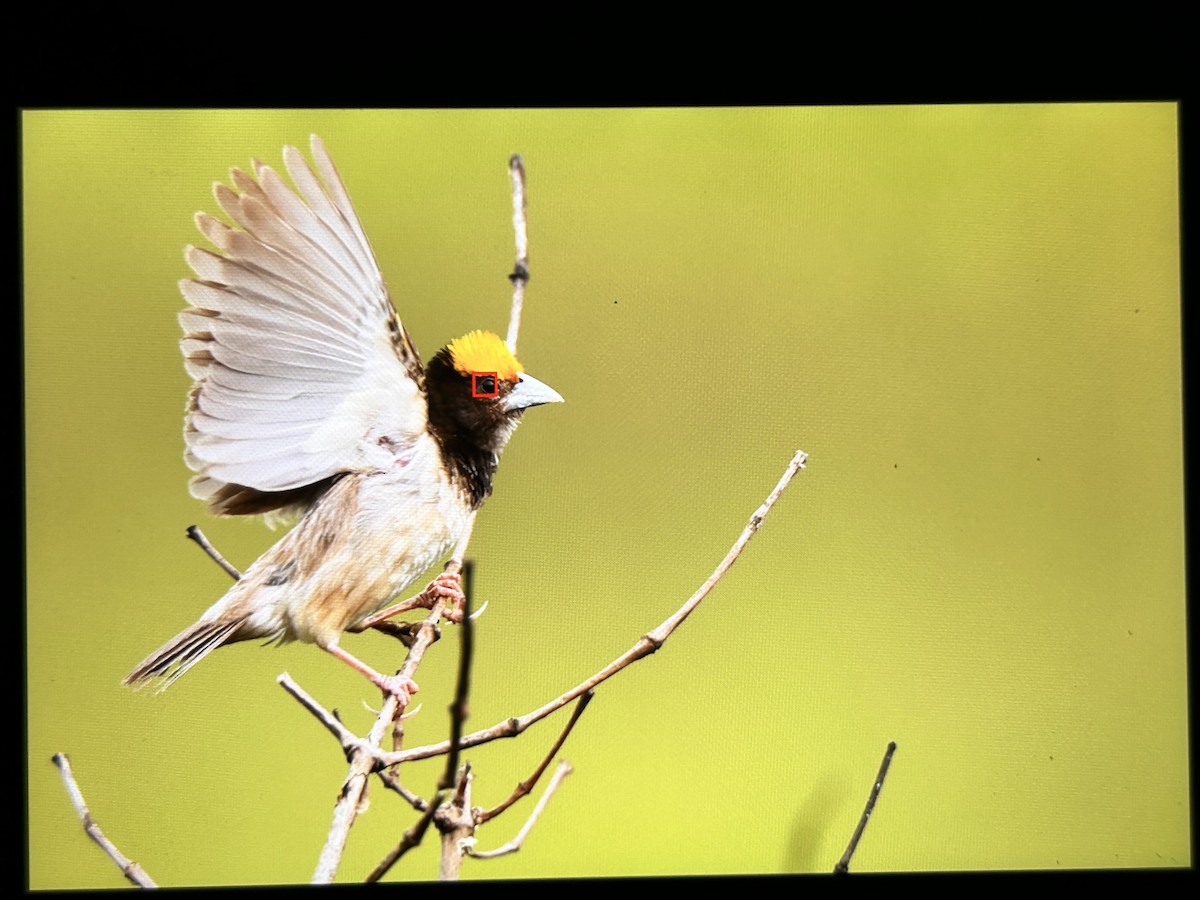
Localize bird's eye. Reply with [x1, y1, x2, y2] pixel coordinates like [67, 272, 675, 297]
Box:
[472, 373, 498, 398]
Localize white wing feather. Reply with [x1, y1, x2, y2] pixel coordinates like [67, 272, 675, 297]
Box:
[181, 135, 425, 507]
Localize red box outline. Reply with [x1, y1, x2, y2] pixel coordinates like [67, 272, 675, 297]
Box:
[471, 372, 500, 399]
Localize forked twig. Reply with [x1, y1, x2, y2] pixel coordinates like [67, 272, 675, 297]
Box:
[376, 449, 809, 768]
[465, 761, 574, 859]
[359, 479, 591, 881]
[365, 562, 478, 882]
[308, 597, 448, 884]
[477, 690, 593, 824]
[834, 741, 897, 874]
[51, 753, 158, 889]
[436, 763, 475, 880]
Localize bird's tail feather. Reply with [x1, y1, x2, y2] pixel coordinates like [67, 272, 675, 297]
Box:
[123, 619, 245, 692]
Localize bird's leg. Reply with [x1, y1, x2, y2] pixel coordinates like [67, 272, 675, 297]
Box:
[323, 643, 419, 708]
[423, 571, 467, 623]
[351, 572, 467, 631]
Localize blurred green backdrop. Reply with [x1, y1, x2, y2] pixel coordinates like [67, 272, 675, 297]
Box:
[24, 106, 1185, 887]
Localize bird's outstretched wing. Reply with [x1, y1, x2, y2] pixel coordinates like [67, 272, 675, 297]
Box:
[180, 135, 426, 519]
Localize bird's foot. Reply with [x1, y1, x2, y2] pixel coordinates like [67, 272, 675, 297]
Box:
[351, 572, 466, 633]
[371, 671, 420, 708]
[323, 643, 419, 711]
[417, 572, 466, 624]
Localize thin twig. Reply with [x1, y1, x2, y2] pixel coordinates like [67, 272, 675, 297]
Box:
[307, 598, 447, 884]
[505, 154, 528, 354]
[186, 525, 241, 580]
[477, 690, 594, 824]
[465, 761, 574, 859]
[834, 741, 897, 874]
[277, 674, 372, 760]
[376, 449, 809, 768]
[52, 753, 158, 889]
[440, 559, 474, 790]
[363, 791, 443, 884]
[377, 769, 429, 812]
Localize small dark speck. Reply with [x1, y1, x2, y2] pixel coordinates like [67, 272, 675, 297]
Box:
[613, 300, 619, 304]
[1037, 457, 1041, 462]
[894, 463, 898, 469]
[1135, 308, 1140, 313]
[1049, 755, 1054, 760]
[1128, 630, 1133, 635]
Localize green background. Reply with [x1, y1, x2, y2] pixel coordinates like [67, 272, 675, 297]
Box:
[25, 107, 1185, 886]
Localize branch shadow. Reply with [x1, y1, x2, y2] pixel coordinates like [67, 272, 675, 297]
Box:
[781, 772, 844, 873]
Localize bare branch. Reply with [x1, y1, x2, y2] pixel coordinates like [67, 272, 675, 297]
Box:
[185, 525, 241, 580]
[439, 560, 474, 791]
[646, 448, 808, 645]
[477, 690, 594, 824]
[364, 558, 485, 881]
[377, 449, 809, 767]
[377, 769, 429, 812]
[52, 753, 158, 889]
[834, 741, 897, 874]
[277, 673, 371, 759]
[466, 761, 574, 860]
[505, 154, 529, 354]
[437, 764, 475, 880]
[362, 558, 485, 881]
[306, 598, 448, 884]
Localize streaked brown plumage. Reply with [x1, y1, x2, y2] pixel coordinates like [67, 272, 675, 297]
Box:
[124, 137, 562, 704]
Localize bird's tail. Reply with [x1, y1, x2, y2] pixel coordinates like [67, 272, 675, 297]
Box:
[123, 618, 246, 692]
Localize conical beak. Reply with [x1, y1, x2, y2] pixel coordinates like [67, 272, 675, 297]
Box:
[504, 372, 564, 412]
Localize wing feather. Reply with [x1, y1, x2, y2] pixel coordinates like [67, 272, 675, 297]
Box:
[181, 137, 427, 515]
[282, 145, 379, 288]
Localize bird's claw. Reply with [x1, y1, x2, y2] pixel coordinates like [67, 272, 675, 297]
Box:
[419, 572, 467, 624]
[371, 672, 420, 708]
[362, 698, 422, 720]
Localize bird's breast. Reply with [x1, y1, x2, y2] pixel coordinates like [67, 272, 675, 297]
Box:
[309, 463, 472, 643]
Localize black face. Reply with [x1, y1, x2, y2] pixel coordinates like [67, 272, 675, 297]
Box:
[424, 348, 520, 507]
[427, 350, 520, 439]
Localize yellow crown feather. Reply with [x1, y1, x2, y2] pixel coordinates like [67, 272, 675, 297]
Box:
[445, 330, 524, 383]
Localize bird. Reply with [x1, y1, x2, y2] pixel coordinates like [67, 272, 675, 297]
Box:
[124, 135, 563, 706]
